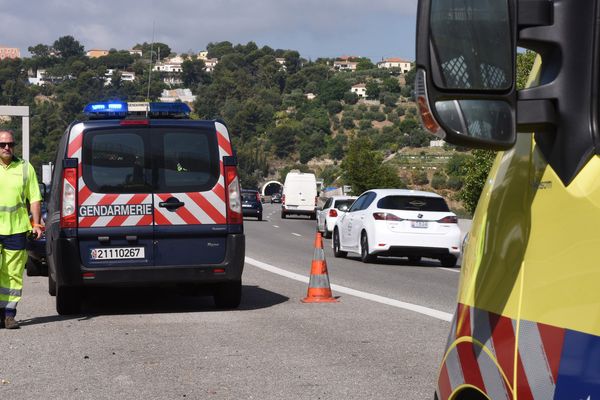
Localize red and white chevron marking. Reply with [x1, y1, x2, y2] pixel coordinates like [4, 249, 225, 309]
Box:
[67, 121, 233, 228]
[437, 304, 565, 400]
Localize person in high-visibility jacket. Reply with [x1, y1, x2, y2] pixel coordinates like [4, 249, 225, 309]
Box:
[0, 130, 42, 329]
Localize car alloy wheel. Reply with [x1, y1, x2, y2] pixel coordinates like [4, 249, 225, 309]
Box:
[360, 232, 375, 263]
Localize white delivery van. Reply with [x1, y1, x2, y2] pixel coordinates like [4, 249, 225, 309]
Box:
[281, 171, 317, 219]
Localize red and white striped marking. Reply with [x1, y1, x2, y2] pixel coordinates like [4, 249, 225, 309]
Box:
[437, 304, 565, 400]
[68, 121, 233, 228]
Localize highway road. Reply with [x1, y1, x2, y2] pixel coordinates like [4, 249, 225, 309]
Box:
[1, 203, 464, 399]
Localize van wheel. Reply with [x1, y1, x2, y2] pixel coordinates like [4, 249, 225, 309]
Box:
[360, 232, 375, 263]
[258, 215, 262, 221]
[214, 281, 242, 309]
[440, 256, 457, 268]
[333, 229, 346, 258]
[56, 286, 82, 315]
[48, 273, 56, 296]
[281, 212, 286, 219]
[26, 258, 43, 277]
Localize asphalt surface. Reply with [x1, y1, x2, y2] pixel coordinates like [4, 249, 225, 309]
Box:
[0, 203, 464, 399]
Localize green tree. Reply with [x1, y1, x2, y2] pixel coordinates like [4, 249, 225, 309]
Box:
[341, 137, 404, 193]
[53, 36, 85, 59]
[181, 58, 210, 87]
[517, 50, 537, 90]
[366, 80, 380, 99]
[460, 150, 497, 215]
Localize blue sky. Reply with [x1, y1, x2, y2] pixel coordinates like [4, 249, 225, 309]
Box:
[0, 0, 417, 62]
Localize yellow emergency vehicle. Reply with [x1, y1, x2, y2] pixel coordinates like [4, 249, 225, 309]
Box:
[415, 0, 600, 398]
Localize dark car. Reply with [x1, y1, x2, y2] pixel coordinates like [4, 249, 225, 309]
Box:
[26, 184, 49, 276]
[241, 189, 263, 221]
[270, 193, 282, 203]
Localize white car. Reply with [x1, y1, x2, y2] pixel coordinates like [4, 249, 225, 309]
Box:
[332, 189, 461, 266]
[316, 196, 357, 238]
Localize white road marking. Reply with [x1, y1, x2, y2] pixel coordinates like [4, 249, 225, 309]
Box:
[291, 233, 301, 237]
[438, 268, 460, 273]
[245, 257, 452, 322]
[272, 225, 279, 228]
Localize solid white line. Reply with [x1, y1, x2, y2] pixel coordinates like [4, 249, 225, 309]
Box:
[291, 233, 301, 237]
[437, 268, 460, 273]
[245, 257, 452, 322]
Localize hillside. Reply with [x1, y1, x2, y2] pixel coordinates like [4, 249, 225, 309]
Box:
[0, 37, 476, 214]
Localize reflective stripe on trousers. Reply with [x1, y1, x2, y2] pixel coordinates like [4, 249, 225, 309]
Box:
[0, 247, 27, 309]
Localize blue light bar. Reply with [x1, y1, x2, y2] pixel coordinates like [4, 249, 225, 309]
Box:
[83, 101, 191, 119]
[83, 101, 128, 117]
[149, 102, 191, 115]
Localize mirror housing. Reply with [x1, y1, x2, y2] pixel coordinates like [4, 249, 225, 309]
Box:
[416, 0, 518, 150]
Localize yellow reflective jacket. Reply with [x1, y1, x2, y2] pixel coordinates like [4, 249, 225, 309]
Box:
[0, 157, 42, 235]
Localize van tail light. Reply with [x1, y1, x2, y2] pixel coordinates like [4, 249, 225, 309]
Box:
[60, 166, 78, 228]
[373, 212, 403, 221]
[329, 209, 338, 217]
[438, 216, 458, 224]
[315, 196, 318, 206]
[282, 194, 286, 205]
[224, 165, 243, 225]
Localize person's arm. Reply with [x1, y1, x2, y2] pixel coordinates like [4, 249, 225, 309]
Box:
[30, 200, 43, 239]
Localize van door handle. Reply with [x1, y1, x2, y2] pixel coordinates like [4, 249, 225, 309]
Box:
[159, 197, 185, 211]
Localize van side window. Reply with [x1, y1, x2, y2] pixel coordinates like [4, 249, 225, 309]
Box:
[83, 132, 149, 193]
[156, 130, 219, 193]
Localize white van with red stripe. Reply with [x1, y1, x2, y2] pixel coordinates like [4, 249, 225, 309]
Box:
[45, 102, 245, 315]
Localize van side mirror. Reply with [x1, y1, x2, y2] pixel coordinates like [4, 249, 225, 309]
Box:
[416, 0, 598, 185]
[416, 0, 518, 150]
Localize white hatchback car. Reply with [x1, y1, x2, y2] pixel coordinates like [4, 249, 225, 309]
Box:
[332, 189, 461, 266]
[316, 196, 357, 238]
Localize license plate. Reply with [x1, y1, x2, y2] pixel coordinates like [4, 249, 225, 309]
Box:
[242, 204, 252, 208]
[90, 247, 145, 260]
[411, 221, 428, 228]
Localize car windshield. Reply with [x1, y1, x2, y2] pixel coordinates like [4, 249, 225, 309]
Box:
[377, 196, 450, 212]
[334, 200, 355, 211]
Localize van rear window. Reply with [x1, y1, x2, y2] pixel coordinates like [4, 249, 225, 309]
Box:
[82, 127, 219, 194]
[377, 196, 450, 212]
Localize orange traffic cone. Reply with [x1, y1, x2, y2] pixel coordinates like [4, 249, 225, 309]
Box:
[302, 232, 339, 303]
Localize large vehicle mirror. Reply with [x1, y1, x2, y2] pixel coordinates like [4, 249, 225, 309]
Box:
[415, 0, 518, 150]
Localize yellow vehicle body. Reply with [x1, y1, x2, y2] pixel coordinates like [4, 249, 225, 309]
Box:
[438, 60, 600, 399]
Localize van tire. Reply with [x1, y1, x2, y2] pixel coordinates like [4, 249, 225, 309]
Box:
[281, 211, 286, 219]
[214, 281, 242, 309]
[48, 273, 56, 296]
[56, 286, 82, 315]
[26, 257, 44, 277]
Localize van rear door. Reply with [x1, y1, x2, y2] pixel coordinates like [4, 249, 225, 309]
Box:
[76, 127, 155, 268]
[151, 122, 229, 266]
